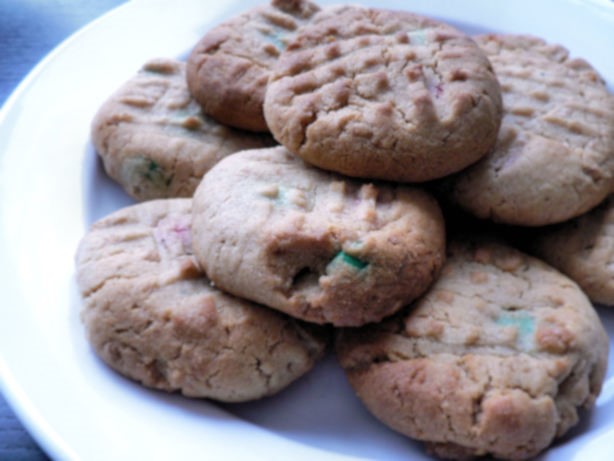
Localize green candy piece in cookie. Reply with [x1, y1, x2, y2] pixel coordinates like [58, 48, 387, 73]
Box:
[261, 26, 288, 51]
[496, 311, 535, 350]
[276, 185, 288, 205]
[145, 160, 162, 181]
[170, 108, 205, 131]
[265, 32, 286, 50]
[329, 250, 368, 271]
[260, 185, 292, 206]
[407, 29, 426, 45]
[263, 185, 312, 210]
[121, 156, 173, 196]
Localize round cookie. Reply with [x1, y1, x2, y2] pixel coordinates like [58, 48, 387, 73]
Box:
[186, 0, 320, 132]
[191, 146, 446, 327]
[76, 199, 328, 402]
[263, 5, 502, 182]
[531, 194, 614, 305]
[336, 239, 608, 460]
[91, 58, 274, 201]
[442, 34, 614, 226]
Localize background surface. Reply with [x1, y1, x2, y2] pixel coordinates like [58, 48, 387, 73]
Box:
[0, 2, 125, 458]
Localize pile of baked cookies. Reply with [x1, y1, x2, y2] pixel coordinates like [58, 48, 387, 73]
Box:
[77, 1, 614, 459]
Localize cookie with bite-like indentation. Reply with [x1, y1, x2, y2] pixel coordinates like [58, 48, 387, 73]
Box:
[76, 199, 328, 402]
[191, 146, 446, 327]
[442, 34, 614, 226]
[531, 194, 614, 305]
[91, 58, 274, 201]
[186, 0, 320, 132]
[336, 239, 608, 460]
[263, 5, 502, 182]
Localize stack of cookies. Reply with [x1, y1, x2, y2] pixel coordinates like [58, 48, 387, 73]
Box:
[78, 1, 614, 459]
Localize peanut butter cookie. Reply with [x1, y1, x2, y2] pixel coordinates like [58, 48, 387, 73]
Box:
[337, 239, 608, 459]
[264, 5, 502, 182]
[76, 199, 328, 401]
[443, 35, 614, 226]
[191, 146, 446, 327]
[92, 58, 274, 201]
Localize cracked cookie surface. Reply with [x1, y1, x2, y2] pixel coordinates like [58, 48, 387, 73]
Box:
[263, 5, 502, 182]
[191, 146, 446, 327]
[442, 34, 614, 226]
[91, 58, 274, 201]
[336, 239, 608, 460]
[531, 194, 614, 305]
[76, 199, 328, 402]
[186, 0, 320, 132]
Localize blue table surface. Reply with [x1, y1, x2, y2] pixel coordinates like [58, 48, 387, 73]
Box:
[0, 2, 126, 458]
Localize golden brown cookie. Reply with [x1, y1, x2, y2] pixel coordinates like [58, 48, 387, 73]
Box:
[336, 239, 608, 460]
[263, 5, 502, 182]
[442, 34, 614, 226]
[91, 58, 274, 201]
[191, 146, 446, 327]
[531, 194, 614, 305]
[186, 0, 320, 132]
[76, 199, 328, 402]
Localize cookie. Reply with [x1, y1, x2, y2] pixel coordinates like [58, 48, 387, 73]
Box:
[442, 34, 614, 226]
[76, 199, 328, 402]
[191, 146, 446, 327]
[336, 239, 608, 460]
[263, 5, 502, 182]
[531, 195, 614, 305]
[186, 0, 320, 132]
[91, 58, 274, 201]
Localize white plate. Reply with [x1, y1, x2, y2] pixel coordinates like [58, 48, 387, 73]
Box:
[1, 0, 614, 459]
